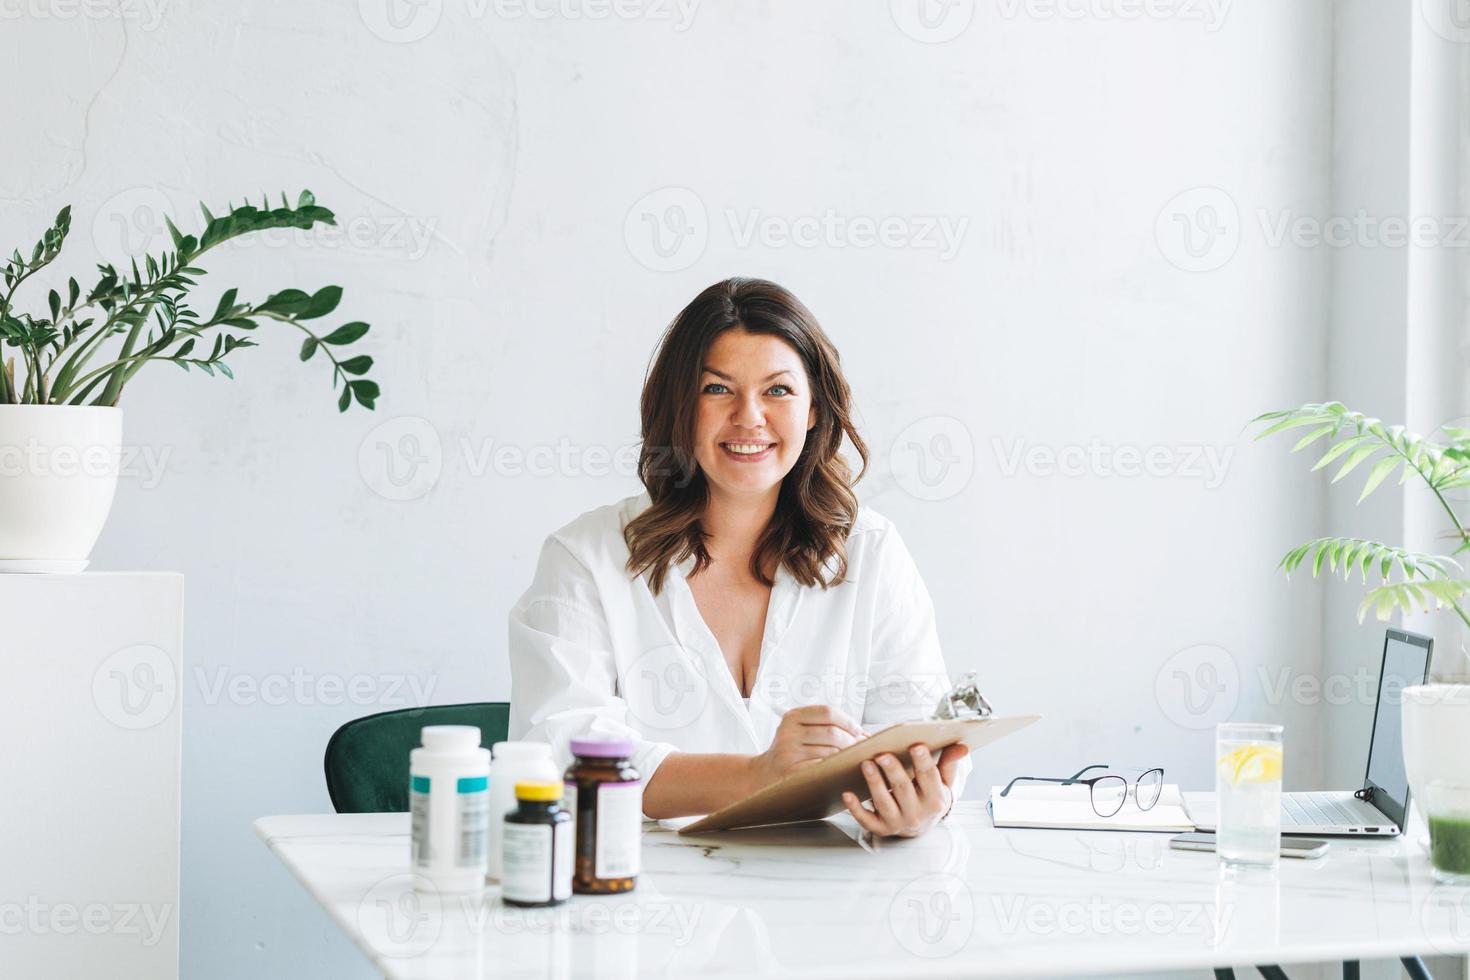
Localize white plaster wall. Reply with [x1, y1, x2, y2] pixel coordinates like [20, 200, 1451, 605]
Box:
[2, 1, 1339, 976]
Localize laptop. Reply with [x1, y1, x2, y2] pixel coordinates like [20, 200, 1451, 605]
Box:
[1194, 627, 1432, 837]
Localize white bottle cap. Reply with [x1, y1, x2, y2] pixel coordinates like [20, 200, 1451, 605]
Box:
[420, 725, 482, 751]
[491, 741, 554, 759]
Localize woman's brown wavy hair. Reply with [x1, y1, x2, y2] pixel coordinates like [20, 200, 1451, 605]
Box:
[624, 278, 869, 595]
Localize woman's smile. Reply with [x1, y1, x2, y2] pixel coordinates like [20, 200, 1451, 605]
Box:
[719, 441, 777, 462]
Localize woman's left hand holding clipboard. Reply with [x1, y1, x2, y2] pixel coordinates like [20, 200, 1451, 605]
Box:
[841, 742, 970, 838]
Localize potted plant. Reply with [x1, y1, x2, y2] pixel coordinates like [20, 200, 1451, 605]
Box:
[0, 191, 379, 571]
[1255, 402, 1470, 821]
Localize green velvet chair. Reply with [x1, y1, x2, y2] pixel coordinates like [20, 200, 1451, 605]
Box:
[324, 702, 511, 813]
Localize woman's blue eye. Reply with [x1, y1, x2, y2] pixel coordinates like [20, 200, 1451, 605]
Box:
[702, 382, 729, 394]
[768, 384, 793, 396]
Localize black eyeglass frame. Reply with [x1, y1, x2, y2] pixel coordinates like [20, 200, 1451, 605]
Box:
[999, 764, 1165, 818]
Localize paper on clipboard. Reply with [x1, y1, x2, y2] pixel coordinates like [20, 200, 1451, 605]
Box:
[677, 714, 1040, 834]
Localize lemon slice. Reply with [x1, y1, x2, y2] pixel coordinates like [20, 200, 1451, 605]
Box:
[1216, 744, 1283, 786]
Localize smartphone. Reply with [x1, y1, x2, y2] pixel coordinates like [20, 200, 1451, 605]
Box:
[1169, 832, 1329, 859]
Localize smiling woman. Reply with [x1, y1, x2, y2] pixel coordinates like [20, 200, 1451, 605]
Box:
[508, 278, 971, 838]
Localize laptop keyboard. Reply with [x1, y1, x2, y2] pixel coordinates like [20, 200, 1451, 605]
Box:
[1281, 792, 1381, 828]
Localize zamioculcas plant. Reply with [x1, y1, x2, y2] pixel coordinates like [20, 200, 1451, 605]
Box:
[1254, 402, 1470, 637]
[0, 191, 378, 411]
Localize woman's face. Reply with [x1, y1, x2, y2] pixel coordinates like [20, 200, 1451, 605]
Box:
[692, 328, 816, 504]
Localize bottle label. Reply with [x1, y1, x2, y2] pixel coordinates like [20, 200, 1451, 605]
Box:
[552, 821, 571, 900]
[595, 782, 643, 879]
[457, 776, 488, 867]
[502, 822, 570, 903]
[410, 775, 431, 867]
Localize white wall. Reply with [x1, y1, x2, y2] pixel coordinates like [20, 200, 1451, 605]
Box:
[4, 1, 1341, 977]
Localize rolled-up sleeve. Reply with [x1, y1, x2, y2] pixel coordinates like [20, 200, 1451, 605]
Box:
[508, 536, 679, 792]
[863, 525, 973, 804]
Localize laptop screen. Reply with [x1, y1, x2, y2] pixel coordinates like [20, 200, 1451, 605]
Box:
[1362, 630, 1432, 826]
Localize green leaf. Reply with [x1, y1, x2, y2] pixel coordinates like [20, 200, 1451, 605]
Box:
[1332, 443, 1381, 482]
[1358, 455, 1402, 502]
[322, 321, 369, 345]
[299, 337, 318, 362]
[1256, 414, 1334, 440]
[337, 386, 351, 412]
[349, 379, 379, 409]
[258, 288, 310, 316]
[1311, 434, 1373, 471]
[339, 355, 373, 375]
[212, 288, 239, 323]
[1292, 424, 1337, 452]
[299, 285, 342, 320]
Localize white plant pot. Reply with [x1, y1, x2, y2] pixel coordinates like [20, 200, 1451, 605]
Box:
[1401, 683, 1470, 827]
[0, 405, 122, 572]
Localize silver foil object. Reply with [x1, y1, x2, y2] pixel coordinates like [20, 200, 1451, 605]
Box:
[934, 671, 992, 720]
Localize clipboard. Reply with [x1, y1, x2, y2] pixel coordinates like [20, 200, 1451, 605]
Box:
[677, 713, 1040, 835]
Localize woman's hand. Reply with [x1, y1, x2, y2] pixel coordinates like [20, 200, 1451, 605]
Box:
[749, 704, 867, 789]
[841, 743, 969, 838]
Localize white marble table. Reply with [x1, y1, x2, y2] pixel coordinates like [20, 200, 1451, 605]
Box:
[255, 802, 1470, 979]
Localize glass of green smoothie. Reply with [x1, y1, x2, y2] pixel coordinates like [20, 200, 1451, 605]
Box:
[1426, 781, 1470, 885]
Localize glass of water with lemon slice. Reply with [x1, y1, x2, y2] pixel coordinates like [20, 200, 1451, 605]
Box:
[1215, 723, 1283, 869]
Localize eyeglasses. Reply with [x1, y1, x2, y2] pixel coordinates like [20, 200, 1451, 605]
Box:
[999, 765, 1165, 818]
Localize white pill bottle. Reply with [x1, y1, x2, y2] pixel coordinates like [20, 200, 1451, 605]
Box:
[409, 725, 491, 894]
[485, 741, 561, 881]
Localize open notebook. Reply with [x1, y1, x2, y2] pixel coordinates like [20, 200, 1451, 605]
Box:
[988, 783, 1195, 833]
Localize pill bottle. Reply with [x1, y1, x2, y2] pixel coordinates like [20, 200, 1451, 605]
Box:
[409, 725, 491, 894]
[564, 737, 642, 894]
[501, 782, 573, 907]
[486, 741, 561, 882]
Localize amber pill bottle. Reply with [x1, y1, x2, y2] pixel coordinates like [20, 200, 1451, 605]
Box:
[564, 737, 642, 894]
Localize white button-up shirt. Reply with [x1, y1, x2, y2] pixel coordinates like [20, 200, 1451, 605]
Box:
[508, 493, 970, 803]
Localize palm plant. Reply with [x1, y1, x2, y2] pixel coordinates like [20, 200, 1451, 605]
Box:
[0, 191, 378, 411]
[1254, 402, 1470, 630]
